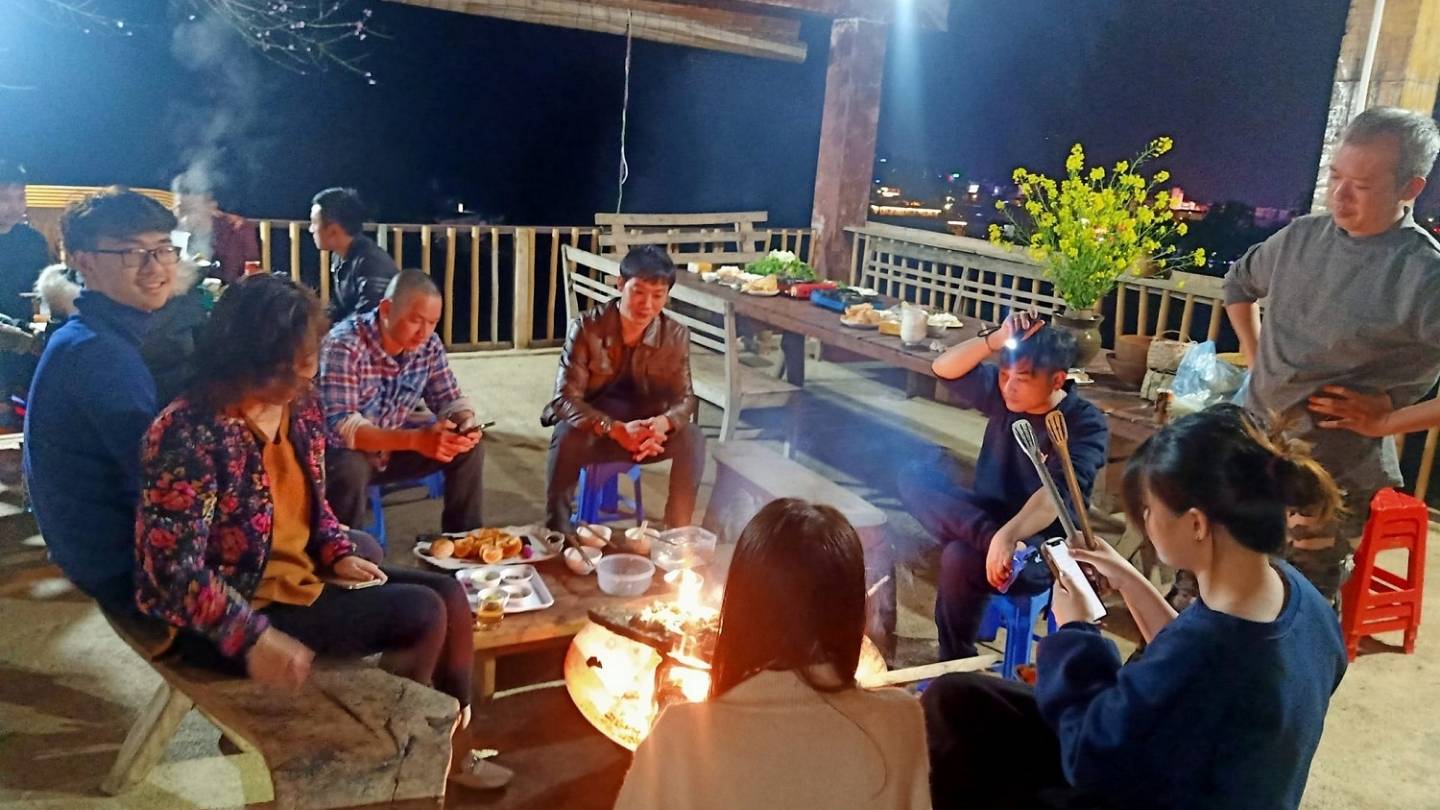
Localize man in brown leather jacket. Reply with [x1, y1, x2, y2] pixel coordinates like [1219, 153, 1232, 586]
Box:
[541, 246, 706, 533]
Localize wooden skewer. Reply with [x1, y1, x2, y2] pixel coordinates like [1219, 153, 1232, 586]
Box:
[858, 653, 1000, 689]
[1044, 410, 1099, 551]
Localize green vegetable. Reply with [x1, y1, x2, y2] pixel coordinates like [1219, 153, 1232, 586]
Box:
[745, 249, 816, 281]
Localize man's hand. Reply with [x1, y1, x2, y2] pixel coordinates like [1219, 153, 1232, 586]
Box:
[608, 420, 655, 453]
[246, 628, 313, 689]
[332, 554, 387, 585]
[450, 410, 477, 432]
[988, 309, 1044, 351]
[985, 530, 1022, 589]
[1308, 386, 1394, 437]
[413, 421, 474, 462]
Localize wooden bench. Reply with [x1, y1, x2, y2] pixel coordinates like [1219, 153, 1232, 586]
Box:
[595, 210, 772, 266]
[562, 245, 797, 443]
[103, 613, 459, 809]
[699, 441, 895, 657]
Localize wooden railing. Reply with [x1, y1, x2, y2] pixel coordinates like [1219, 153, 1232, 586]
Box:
[251, 219, 812, 352]
[844, 221, 1440, 504]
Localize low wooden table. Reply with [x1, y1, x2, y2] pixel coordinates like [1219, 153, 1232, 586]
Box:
[471, 556, 671, 702]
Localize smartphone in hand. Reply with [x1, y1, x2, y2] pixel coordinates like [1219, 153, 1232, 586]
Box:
[324, 577, 384, 591]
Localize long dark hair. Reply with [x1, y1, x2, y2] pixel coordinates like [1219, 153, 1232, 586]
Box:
[190, 274, 328, 410]
[709, 498, 866, 699]
[1123, 404, 1343, 554]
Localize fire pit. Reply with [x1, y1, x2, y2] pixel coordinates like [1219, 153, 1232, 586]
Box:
[563, 570, 886, 750]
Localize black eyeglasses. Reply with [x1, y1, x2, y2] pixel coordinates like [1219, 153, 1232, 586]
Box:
[88, 245, 183, 269]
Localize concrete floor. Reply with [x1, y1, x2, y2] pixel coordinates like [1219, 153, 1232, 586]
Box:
[0, 349, 1435, 809]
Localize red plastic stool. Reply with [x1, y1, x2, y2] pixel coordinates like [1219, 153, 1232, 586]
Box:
[1340, 488, 1428, 661]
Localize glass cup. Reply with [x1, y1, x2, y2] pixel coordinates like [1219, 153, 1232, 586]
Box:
[474, 587, 510, 631]
[900, 304, 928, 346]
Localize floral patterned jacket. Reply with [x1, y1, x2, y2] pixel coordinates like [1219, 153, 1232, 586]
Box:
[134, 393, 357, 658]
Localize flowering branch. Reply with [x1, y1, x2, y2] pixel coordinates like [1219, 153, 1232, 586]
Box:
[991, 137, 1206, 311]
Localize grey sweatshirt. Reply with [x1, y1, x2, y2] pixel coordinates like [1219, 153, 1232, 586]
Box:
[1223, 210, 1440, 490]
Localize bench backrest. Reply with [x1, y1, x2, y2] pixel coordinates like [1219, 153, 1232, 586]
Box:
[848, 222, 1062, 322]
[562, 245, 739, 404]
[595, 211, 772, 266]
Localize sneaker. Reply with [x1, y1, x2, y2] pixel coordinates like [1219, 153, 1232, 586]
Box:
[450, 750, 513, 791]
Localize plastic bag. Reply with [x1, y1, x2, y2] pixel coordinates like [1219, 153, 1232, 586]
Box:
[1170, 341, 1246, 411]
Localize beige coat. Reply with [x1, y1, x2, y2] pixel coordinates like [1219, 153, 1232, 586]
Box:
[614, 669, 931, 810]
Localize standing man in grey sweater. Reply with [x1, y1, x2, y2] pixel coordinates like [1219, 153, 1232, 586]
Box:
[1223, 107, 1440, 603]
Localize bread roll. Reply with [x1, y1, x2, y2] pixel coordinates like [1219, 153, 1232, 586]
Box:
[430, 538, 456, 559]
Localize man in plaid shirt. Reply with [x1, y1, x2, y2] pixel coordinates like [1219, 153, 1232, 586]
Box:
[320, 269, 485, 533]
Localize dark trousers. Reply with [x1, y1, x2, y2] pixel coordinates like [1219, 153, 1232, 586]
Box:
[544, 420, 706, 532]
[175, 563, 474, 708]
[898, 451, 1052, 660]
[326, 444, 485, 534]
[922, 672, 1099, 810]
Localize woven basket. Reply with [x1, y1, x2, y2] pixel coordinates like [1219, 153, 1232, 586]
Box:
[1147, 331, 1193, 373]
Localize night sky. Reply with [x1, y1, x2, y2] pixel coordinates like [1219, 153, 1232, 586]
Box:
[0, 0, 1375, 226]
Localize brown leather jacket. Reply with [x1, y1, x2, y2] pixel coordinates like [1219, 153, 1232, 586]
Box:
[541, 301, 695, 433]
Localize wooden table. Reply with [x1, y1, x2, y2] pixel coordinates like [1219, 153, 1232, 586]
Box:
[673, 274, 1159, 447]
[471, 556, 673, 702]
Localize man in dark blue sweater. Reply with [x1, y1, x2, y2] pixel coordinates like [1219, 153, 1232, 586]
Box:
[24, 188, 179, 615]
[899, 314, 1108, 660]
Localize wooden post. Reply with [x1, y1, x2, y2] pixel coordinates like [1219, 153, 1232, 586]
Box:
[809, 17, 888, 282]
[319, 250, 331, 308]
[288, 222, 301, 282]
[259, 221, 272, 273]
[513, 227, 536, 350]
[490, 228, 501, 343]
[420, 225, 433, 276]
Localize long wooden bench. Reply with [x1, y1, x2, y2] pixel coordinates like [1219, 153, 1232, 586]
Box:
[562, 245, 797, 443]
[103, 613, 459, 809]
[700, 441, 895, 657]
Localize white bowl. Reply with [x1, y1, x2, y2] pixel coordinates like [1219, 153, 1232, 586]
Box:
[596, 553, 655, 597]
[501, 567, 533, 584]
[577, 524, 612, 549]
[620, 527, 658, 556]
[563, 546, 602, 575]
[502, 583, 533, 600]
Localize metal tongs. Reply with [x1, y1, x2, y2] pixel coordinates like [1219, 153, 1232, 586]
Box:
[1010, 419, 1108, 595]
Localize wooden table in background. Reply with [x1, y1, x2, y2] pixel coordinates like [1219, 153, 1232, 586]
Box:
[673, 274, 1159, 447]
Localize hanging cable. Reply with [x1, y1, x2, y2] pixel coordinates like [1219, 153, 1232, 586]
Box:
[615, 10, 633, 214]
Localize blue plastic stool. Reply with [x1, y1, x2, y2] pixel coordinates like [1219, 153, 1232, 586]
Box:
[573, 462, 645, 527]
[978, 589, 1058, 680]
[365, 471, 445, 548]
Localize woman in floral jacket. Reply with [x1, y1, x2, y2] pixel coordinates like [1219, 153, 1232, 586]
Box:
[134, 274, 476, 710]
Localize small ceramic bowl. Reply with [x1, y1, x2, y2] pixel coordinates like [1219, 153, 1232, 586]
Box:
[621, 527, 659, 556]
[501, 567, 533, 584]
[501, 583, 533, 601]
[577, 524, 612, 549]
[477, 569, 504, 587]
[563, 546, 603, 575]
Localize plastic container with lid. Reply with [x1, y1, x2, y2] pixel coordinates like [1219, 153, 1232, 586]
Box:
[595, 553, 655, 596]
[652, 526, 717, 572]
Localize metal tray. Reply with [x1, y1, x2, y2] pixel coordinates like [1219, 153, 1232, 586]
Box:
[455, 565, 555, 614]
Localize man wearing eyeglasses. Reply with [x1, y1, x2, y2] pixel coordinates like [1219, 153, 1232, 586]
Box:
[24, 187, 179, 616]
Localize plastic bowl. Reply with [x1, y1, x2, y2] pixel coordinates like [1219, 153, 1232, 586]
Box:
[578, 524, 612, 548]
[563, 546, 602, 575]
[596, 553, 655, 597]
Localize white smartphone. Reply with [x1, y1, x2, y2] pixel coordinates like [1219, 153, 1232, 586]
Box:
[1041, 538, 1107, 624]
[324, 576, 384, 591]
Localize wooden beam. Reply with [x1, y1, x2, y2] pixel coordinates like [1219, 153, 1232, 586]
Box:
[389, 0, 807, 62]
[584, 0, 801, 38]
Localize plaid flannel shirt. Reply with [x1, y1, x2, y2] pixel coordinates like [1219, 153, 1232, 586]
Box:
[319, 310, 472, 459]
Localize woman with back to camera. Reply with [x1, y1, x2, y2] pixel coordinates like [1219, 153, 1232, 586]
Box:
[923, 404, 1348, 809]
[615, 497, 931, 810]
